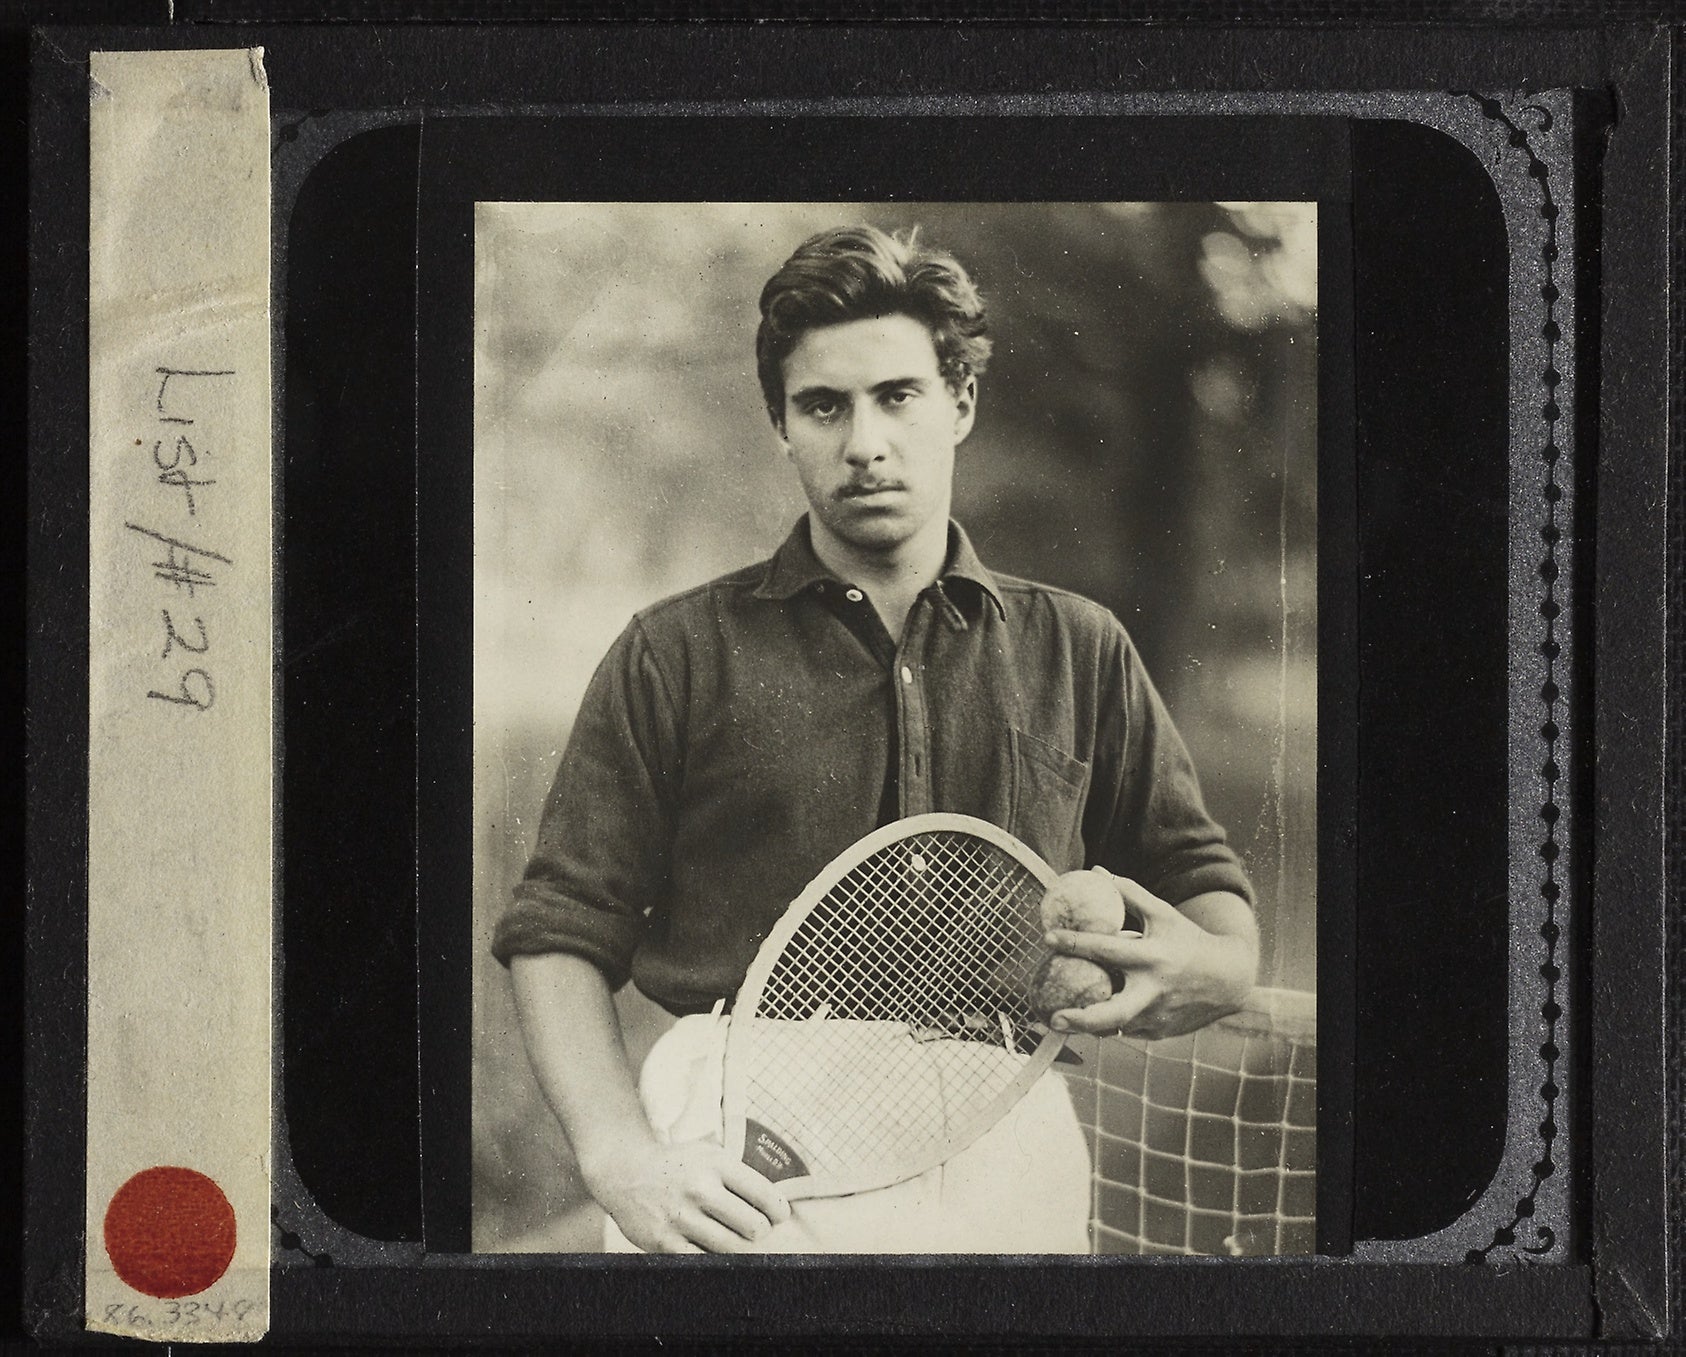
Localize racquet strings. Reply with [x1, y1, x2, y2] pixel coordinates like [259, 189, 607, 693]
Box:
[739, 828, 1050, 1182]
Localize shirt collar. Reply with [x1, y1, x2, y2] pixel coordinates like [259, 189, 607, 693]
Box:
[752, 516, 1007, 623]
[941, 521, 1008, 622]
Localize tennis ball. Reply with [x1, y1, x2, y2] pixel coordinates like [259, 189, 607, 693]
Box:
[1029, 953, 1115, 1020]
[1040, 868, 1127, 935]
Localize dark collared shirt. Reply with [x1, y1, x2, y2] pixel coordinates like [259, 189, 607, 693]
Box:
[493, 519, 1253, 1014]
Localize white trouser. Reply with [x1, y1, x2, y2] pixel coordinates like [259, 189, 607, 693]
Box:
[603, 1012, 1092, 1254]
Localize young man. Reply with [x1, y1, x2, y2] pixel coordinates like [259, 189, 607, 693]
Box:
[493, 224, 1258, 1254]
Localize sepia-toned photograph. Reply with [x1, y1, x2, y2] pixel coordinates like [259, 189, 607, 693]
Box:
[470, 201, 1317, 1257]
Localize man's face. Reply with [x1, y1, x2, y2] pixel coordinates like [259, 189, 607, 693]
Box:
[779, 313, 976, 564]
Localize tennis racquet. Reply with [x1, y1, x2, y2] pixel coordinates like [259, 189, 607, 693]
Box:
[719, 813, 1069, 1199]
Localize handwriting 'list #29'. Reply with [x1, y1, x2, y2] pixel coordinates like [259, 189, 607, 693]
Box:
[126, 367, 235, 713]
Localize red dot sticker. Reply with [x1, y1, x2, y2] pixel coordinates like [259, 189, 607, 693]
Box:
[103, 1166, 237, 1299]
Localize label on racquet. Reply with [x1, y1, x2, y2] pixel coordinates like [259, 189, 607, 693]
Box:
[720, 813, 1066, 1200]
[742, 1119, 809, 1182]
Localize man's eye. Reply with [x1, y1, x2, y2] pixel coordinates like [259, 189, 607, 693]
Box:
[884, 389, 915, 407]
[805, 402, 841, 422]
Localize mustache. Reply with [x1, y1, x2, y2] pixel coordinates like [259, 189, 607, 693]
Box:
[836, 480, 907, 498]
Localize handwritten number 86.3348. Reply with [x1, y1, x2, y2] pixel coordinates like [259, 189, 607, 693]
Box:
[104, 1297, 257, 1328]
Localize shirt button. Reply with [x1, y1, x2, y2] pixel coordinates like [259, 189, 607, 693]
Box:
[900, 666, 914, 685]
[845, 588, 864, 603]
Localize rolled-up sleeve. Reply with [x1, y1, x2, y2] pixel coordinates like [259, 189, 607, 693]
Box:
[490, 618, 681, 988]
[1088, 624, 1255, 910]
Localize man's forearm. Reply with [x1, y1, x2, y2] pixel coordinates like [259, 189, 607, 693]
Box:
[509, 952, 791, 1252]
[509, 952, 656, 1191]
[1174, 889, 1260, 996]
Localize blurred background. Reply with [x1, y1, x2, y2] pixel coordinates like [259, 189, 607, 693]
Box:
[471, 201, 1317, 1252]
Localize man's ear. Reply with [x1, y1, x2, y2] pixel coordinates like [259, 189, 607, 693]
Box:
[953, 376, 978, 444]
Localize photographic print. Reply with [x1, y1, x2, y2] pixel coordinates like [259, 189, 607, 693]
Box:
[469, 201, 1317, 1256]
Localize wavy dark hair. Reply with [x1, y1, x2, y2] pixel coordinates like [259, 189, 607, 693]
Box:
[755, 225, 993, 426]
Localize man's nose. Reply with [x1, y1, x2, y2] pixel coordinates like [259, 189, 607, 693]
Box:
[842, 406, 891, 464]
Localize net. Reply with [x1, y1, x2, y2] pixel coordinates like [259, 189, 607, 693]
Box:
[726, 824, 1059, 1195]
[1064, 987, 1317, 1256]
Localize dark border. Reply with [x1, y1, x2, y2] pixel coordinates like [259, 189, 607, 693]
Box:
[1313, 147, 1357, 1263]
[1589, 25, 1674, 1341]
[24, 19, 1675, 1345]
[1345, 114, 1510, 1246]
[25, 23, 94, 1342]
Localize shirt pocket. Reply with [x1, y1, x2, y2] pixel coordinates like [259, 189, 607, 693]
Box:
[1008, 726, 1091, 872]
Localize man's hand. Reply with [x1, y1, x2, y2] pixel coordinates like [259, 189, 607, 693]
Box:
[583, 1138, 792, 1254]
[511, 954, 792, 1254]
[1042, 878, 1258, 1040]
